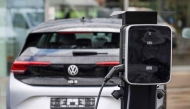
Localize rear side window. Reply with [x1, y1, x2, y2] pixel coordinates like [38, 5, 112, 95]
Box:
[36, 34, 47, 47]
[22, 32, 120, 51]
[49, 33, 57, 42]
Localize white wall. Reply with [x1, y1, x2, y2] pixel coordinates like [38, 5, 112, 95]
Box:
[0, 37, 7, 77]
[0, 0, 7, 77]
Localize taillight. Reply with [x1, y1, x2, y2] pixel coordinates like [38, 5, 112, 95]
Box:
[96, 61, 119, 66]
[11, 61, 29, 74]
[11, 61, 51, 74]
[29, 61, 51, 66]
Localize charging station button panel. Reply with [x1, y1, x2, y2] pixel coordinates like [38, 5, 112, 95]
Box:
[125, 25, 172, 84]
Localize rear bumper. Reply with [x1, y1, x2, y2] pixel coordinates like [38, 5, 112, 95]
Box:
[7, 73, 120, 109]
[7, 73, 164, 109]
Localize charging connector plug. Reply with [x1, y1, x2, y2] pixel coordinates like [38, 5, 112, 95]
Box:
[104, 64, 124, 83]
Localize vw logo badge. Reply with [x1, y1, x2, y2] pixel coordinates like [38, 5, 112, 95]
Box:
[68, 65, 78, 76]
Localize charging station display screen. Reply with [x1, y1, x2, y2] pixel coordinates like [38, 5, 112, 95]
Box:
[126, 25, 171, 84]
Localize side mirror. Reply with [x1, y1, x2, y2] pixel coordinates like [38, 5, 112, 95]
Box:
[124, 24, 172, 85]
[182, 27, 190, 39]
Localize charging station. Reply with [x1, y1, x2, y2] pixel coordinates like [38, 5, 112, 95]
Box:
[95, 11, 172, 109]
[115, 11, 172, 109]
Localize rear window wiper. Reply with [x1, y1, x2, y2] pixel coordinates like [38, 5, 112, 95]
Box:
[73, 51, 107, 56]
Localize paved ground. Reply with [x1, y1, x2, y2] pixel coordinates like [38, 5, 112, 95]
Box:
[0, 77, 8, 109]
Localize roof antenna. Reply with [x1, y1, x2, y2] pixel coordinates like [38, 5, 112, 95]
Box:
[81, 17, 85, 23]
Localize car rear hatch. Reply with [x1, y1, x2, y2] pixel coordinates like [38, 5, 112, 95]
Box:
[12, 32, 120, 86]
[13, 48, 120, 86]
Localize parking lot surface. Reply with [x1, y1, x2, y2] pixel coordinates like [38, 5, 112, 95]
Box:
[0, 77, 8, 109]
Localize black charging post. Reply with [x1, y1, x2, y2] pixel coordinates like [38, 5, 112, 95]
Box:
[111, 11, 158, 109]
[95, 11, 172, 109]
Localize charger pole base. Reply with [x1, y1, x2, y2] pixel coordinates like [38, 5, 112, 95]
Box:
[122, 84, 157, 109]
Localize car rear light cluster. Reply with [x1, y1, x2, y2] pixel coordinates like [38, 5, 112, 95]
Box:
[11, 61, 51, 74]
[96, 61, 119, 66]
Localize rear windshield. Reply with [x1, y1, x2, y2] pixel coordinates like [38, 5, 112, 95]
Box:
[22, 32, 120, 51]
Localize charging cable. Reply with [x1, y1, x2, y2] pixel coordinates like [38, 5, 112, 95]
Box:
[94, 82, 106, 109]
[94, 64, 124, 109]
[126, 85, 131, 109]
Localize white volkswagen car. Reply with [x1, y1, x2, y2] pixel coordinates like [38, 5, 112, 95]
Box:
[7, 18, 165, 109]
